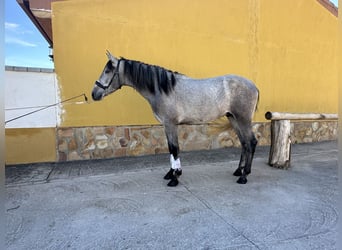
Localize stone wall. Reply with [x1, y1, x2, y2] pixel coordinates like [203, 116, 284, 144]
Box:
[290, 121, 337, 144]
[57, 121, 337, 162]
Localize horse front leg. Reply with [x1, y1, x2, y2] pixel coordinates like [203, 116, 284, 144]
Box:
[163, 123, 182, 187]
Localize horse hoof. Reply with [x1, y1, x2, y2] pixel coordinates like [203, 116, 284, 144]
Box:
[174, 169, 182, 177]
[237, 176, 248, 184]
[233, 168, 242, 176]
[164, 169, 174, 180]
[167, 179, 179, 187]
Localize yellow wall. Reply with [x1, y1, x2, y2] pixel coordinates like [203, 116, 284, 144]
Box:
[52, 0, 338, 127]
[5, 128, 56, 164]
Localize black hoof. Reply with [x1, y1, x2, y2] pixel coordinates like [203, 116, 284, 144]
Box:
[174, 169, 182, 177]
[164, 168, 182, 180]
[237, 176, 248, 184]
[233, 168, 243, 176]
[164, 168, 174, 180]
[167, 179, 179, 187]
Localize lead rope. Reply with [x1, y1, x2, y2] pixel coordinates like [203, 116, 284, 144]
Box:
[5, 93, 88, 124]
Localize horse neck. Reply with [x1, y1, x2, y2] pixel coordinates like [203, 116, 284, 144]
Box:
[119, 63, 157, 104]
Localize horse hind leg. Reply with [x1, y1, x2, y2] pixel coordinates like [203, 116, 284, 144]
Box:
[237, 128, 257, 184]
[227, 113, 246, 177]
[227, 113, 257, 184]
[233, 148, 246, 177]
[243, 133, 258, 176]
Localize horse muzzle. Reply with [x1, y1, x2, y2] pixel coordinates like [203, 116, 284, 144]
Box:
[91, 86, 104, 101]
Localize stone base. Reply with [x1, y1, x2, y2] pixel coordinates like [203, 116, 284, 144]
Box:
[57, 121, 337, 162]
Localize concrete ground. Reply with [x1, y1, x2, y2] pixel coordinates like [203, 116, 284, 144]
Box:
[6, 141, 338, 250]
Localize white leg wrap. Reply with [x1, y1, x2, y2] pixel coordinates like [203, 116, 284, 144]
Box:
[170, 155, 181, 170]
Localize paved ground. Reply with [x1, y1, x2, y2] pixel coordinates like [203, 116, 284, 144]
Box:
[6, 141, 338, 250]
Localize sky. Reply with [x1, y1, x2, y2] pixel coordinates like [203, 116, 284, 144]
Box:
[5, 0, 54, 68]
[4, 0, 339, 69]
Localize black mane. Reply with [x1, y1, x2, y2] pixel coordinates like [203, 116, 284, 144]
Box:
[121, 58, 178, 95]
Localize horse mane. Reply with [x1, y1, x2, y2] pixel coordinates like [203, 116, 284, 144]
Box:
[121, 58, 179, 95]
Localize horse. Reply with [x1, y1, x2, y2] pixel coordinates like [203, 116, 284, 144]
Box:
[91, 51, 259, 187]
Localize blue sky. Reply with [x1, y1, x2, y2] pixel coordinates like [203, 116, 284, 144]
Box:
[5, 0, 339, 69]
[5, 0, 53, 68]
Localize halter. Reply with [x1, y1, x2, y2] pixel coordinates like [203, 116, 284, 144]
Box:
[95, 59, 122, 90]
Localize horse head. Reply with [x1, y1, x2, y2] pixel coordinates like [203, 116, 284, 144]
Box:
[91, 51, 122, 101]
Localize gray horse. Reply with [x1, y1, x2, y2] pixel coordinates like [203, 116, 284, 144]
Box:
[92, 51, 259, 186]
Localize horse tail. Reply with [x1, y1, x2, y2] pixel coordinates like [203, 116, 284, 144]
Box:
[254, 89, 260, 113]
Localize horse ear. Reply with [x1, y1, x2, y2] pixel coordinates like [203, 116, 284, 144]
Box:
[106, 50, 118, 64]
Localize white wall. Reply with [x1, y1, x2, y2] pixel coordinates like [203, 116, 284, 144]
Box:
[5, 67, 59, 128]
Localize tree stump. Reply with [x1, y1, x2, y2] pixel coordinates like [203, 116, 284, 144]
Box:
[268, 120, 291, 169]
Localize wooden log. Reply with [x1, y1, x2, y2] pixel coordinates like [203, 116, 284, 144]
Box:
[265, 112, 338, 121]
[268, 120, 291, 169]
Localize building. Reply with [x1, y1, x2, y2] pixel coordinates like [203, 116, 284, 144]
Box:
[5, 0, 338, 164]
